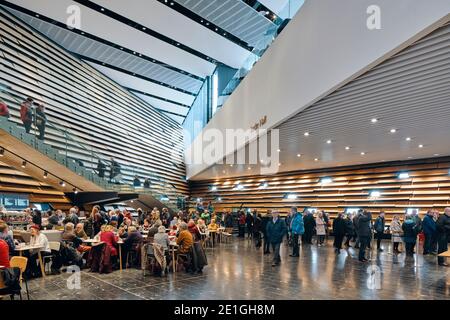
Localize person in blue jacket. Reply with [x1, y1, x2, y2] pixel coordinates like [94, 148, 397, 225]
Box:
[422, 209, 437, 255]
[266, 211, 288, 266]
[289, 207, 304, 257]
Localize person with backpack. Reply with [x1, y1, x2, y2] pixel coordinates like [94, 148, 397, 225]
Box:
[402, 214, 419, 255]
[333, 213, 347, 254]
[374, 211, 386, 251]
[20, 97, 33, 133]
[289, 207, 304, 257]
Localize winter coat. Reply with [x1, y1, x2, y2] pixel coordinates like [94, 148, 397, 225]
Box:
[290, 213, 305, 235]
[422, 215, 437, 235]
[356, 212, 372, 237]
[402, 220, 419, 243]
[303, 214, 316, 231]
[344, 218, 354, 235]
[390, 219, 403, 243]
[332, 217, 346, 236]
[266, 218, 287, 244]
[374, 216, 385, 234]
[315, 217, 326, 235]
[436, 214, 450, 242]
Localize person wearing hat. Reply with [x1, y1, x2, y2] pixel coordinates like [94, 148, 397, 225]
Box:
[27, 225, 51, 277]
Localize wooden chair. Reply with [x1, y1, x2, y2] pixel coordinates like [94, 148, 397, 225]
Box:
[10, 256, 29, 300]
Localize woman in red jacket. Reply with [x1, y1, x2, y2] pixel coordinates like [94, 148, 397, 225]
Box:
[20, 97, 33, 133]
[0, 239, 10, 268]
[100, 225, 118, 256]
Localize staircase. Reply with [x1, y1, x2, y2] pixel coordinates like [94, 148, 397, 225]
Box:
[0, 85, 180, 213]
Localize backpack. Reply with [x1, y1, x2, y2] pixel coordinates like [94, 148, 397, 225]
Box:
[1, 267, 21, 291]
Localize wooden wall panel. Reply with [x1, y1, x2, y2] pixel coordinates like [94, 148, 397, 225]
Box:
[0, 9, 188, 199]
[189, 158, 450, 223]
[0, 161, 70, 209]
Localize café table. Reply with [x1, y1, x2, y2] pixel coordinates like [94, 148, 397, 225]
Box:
[15, 244, 45, 278]
[169, 241, 178, 272]
[82, 238, 124, 271]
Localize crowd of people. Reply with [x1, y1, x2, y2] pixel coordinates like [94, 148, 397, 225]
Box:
[234, 207, 450, 267]
[0, 204, 232, 279]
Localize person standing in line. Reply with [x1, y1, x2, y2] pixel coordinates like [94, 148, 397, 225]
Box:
[289, 207, 304, 257]
[374, 211, 386, 252]
[357, 210, 372, 262]
[353, 210, 362, 249]
[332, 213, 346, 254]
[344, 213, 355, 247]
[245, 210, 254, 239]
[238, 211, 246, 238]
[436, 207, 450, 266]
[422, 209, 437, 255]
[253, 213, 263, 249]
[323, 211, 330, 241]
[390, 215, 403, 254]
[315, 211, 326, 246]
[0, 101, 10, 118]
[35, 103, 47, 140]
[285, 209, 293, 246]
[261, 210, 272, 254]
[20, 97, 34, 133]
[402, 214, 420, 256]
[302, 210, 315, 244]
[266, 211, 287, 266]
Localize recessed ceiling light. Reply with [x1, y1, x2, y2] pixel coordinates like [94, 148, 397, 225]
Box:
[418, 144, 424, 148]
[326, 140, 332, 144]
[248, 167, 251, 170]
[297, 154, 301, 157]
[304, 132, 310, 137]
[345, 146, 350, 150]
[21, 161, 27, 168]
[361, 152, 366, 155]
[371, 118, 378, 123]
[100, 8, 105, 11]
[278, 163, 281, 166]
[406, 137, 411, 141]
[390, 129, 397, 133]
[277, 149, 281, 152]
[314, 158, 319, 161]
[215, 28, 218, 31]
[142, 27, 146, 30]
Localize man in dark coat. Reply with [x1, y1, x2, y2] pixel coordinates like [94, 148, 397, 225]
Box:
[332, 213, 347, 253]
[374, 211, 386, 251]
[423, 210, 437, 255]
[253, 213, 263, 248]
[266, 211, 287, 266]
[436, 207, 450, 266]
[261, 211, 272, 254]
[357, 210, 372, 262]
[245, 211, 254, 238]
[344, 214, 355, 247]
[302, 210, 315, 244]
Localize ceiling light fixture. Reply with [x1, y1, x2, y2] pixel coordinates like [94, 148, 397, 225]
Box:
[59, 181, 66, 187]
[297, 154, 301, 158]
[0, 148, 4, 157]
[304, 132, 310, 137]
[371, 118, 378, 123]
[390, 129, 397, 133]
[360, 152, 366, 155]
[345, 146, 350, 150]
[284, 193, 298, 200]
[211, 186, 217, 191]
[326, 140, 332, 144]
[21, 161, 27, 168]
[320, 177, 333, 184]
[418, 144, 424, 148]
[43, 171, 48, 179]
[398, 172, 410, 179]
[73, 188, 78, 194]
[406, 137, 411, 141]
[314, 158, 319, 161]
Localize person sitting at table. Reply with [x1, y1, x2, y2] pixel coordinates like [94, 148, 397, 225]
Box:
[27, 225, 52, 278]
[140, 219, 151, 232]
[177, 223, 194, 254]
[121, 226, 142, 268]
[188, 220, 201, 241]
[0, 221, 15, 255]
[154, 225, 170, 251]
[118, 227, 128, 239]
[62, 223, 83, 248]
[0, 238, 10, 268]
[148, 220, 162, 238]
[169, 225, 178, 237]
[75, 223, 88, 240]
[120, 217, 132, 232]
[197, 219, 207, 234]
[208, 218, 219, 232]
[170, 217, 178, 228]
[47, 210, 61, 228]
[99, 225, 118, 259]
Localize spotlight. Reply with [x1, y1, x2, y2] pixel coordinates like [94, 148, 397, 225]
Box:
[43, 171, 48, 179]
[59, 181, 66, 187]
[398, 172, 410, 179]
[326, 140, 332, 144]
[0, 148, 4, 157]
[73, 188, 78, 194]
[360, 152, 366, 155]
[406, 137, 411, 141]
[371, 118, 378, 123]
[21, 161, 27, 168]
[304, 132, 310, 137]
[418, 144, 424, 148]
[320, 177, 333, 184]
[390, 129, 397, 133]
[345, 146, 350, 150]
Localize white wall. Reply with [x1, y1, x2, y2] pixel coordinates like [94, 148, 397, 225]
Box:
[185, 0, 450, 180]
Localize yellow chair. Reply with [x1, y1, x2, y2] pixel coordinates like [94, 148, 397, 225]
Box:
[10, 256, 30, 300]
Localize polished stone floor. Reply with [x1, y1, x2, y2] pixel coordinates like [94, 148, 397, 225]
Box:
[24, 237, 449, 300]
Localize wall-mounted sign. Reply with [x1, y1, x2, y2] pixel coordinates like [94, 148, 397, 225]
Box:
[0, 193, 29, 209]
[251, 115, 267, 131]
